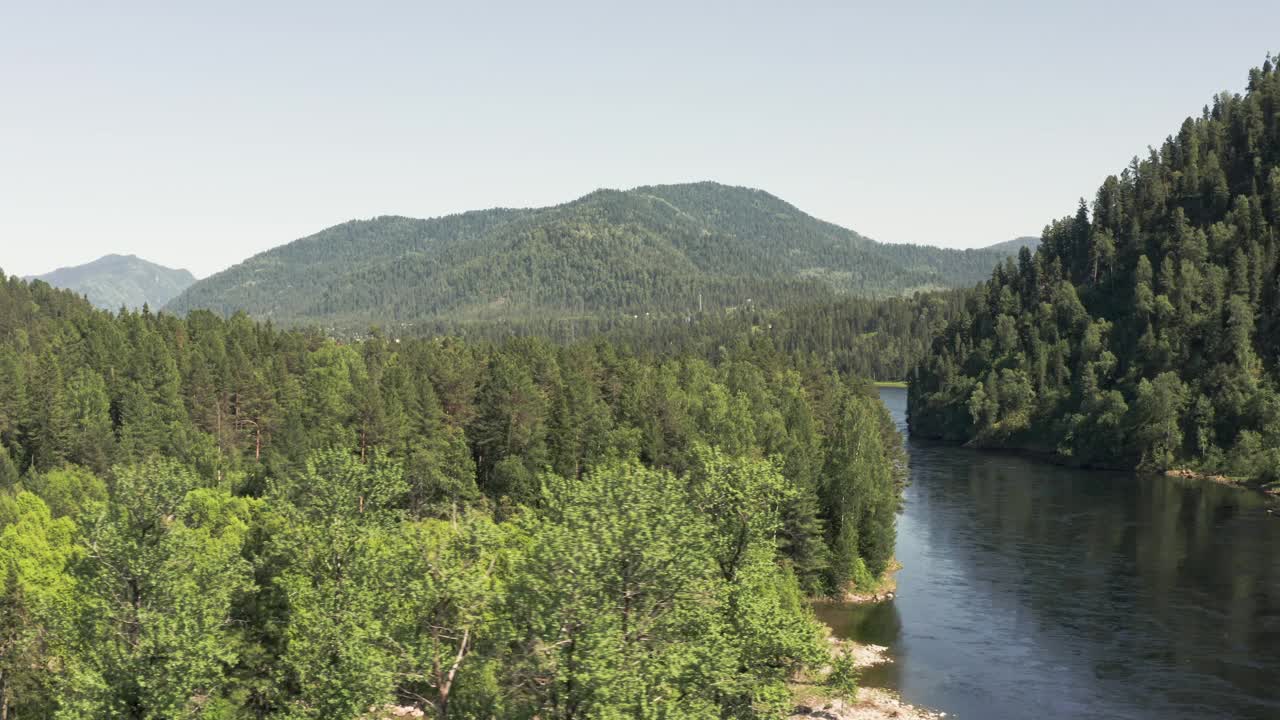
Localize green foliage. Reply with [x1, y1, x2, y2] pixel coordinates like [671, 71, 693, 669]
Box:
[500, 460, 824, 720]
[0, 492, 79, 717]
[64, 460, 256, 719]
[824, 394, 898, 589]
[911, 58, 1280, 481]
[378, 513, 508, 719]
[0, 249, 907, 718]
[0, 446, 18, 493]
[826, 648, 860, 704]
[64, 367, 115, 472]
[22, 465, 108, 519]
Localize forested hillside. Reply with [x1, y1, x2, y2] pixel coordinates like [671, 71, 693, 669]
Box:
[0, 271, 902, 719]
[166, 182, 1028, 327]
[980, 236, 1040, 256]
[910, 58, 1280, 483]
[27, 253, 196, 310]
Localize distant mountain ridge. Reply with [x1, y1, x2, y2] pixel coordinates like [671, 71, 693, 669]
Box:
[980, 236, 1040, 255]
[27, 254, 196, 310]
[166, 182, 1035, 326]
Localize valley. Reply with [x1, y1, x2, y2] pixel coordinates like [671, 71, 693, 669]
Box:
[4, 19, 1280, 718]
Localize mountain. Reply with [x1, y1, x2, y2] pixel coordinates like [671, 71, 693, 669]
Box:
[909, 59, 1280, 483]
[980, 236, 1040, 256]
[166, 182, 1033, 327]
[27, 254, 196, 311]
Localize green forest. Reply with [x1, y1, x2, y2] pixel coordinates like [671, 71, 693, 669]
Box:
[401, 290, 967, 383]
[0, 272, 903, 719]
[910, 59, 1280, 484]
[164, 182, 1026, 328]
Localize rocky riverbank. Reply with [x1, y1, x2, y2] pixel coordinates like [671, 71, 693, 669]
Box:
[1164, 468, 1280, 501]
[789, 635, 942, 720]
[793, 569, 943, 720]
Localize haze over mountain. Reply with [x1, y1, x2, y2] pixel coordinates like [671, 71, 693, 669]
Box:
[166, 182, 1032, 327]
[26, 254, 196, 311]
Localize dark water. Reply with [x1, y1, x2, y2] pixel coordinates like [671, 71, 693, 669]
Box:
[816, 387, 1280, 719]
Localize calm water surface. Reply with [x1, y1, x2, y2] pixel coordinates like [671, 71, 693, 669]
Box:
[816, 387, 1280, 719]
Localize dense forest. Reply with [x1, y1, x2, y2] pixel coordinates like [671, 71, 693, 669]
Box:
[0, 271, 903, 719]
[398, 290, 968, 382]
[910, 58, 1280, 484]
[165, 182, 1028, 328]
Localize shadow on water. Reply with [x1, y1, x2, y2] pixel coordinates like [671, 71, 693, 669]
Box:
[811, 599, 903, 689]
[816, 387, 1280, 719]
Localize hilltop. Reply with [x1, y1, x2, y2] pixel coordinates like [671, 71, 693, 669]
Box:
[26, 254, 196, 310]
[166, 182, 1029, 326]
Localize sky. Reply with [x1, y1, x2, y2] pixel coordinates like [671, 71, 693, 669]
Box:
[2, 1, 1278, 279]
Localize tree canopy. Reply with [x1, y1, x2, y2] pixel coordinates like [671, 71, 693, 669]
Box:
[0, 268, 903, 719]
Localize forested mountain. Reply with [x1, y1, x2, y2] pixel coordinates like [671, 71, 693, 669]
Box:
[980, 236, 1040, 256]
[910, 58, 1280, 484]
[27, 253, 196, 310]
[166, 182, 1029, 327]
[0, 270, 902, 718]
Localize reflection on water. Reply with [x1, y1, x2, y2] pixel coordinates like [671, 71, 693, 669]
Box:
[812, 599, 903, 689]
[820, 388, 1280, 719]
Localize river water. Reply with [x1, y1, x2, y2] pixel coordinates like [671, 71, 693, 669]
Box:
[815, 387, 1280, 719]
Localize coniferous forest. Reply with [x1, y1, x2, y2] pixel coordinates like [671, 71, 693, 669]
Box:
[0, 271, 903, 719]
[910, 59, 1280, 483]
[405, 290, 967, 382]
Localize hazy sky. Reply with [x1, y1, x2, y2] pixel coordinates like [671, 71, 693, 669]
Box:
[3, 1, 1277, 278]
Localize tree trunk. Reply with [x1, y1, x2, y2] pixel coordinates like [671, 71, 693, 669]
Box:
[436, 627, 469, 719]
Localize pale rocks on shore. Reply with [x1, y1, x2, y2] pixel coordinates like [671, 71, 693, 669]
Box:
[791, 686, 944, 720]
[790, 633, 943, 720]
[794, 569, 943, 720]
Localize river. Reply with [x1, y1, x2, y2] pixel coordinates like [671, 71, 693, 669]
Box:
[815, 387, 1280, 719]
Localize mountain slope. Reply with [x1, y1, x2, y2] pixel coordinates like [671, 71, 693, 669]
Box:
[27, 254, 196, 310]
[909, 59, 1280, 482]
[167, 182, 1025, 326]
[980, 236, 1040, 255]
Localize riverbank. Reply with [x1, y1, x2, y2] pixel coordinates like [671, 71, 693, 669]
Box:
[1164, 467, 1242, 486]
[919, 428, 1280, 501]
[789, 632, 941, 720]
[793, 566, 942, 720]
[812, 560, 902, 605]
[1164, 468, 1280, 501]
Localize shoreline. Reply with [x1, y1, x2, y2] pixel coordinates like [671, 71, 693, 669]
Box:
[793, 569, 943, 720]
[789, 627, 943, 720]
[1163, 468, 1280, 499]
[811, 560, 902, 605]
[911, 432, 1280, 501]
